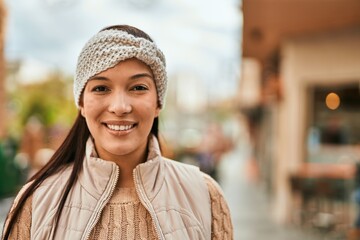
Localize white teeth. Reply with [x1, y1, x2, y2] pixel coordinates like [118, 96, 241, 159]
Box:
[107, 124, 133, 131]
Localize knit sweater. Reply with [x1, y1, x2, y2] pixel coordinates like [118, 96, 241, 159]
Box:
[8, 174, 232, 240]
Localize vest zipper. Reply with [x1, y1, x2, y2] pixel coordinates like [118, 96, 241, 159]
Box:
[83, 166, 119, 240]
[133, 168, 165, 240]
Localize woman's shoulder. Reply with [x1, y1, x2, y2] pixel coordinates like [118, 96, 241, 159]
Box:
[201, 173, 225, 199]
[8, 181, 34, 214]
[36, 163, 73, 188]
[161, 158, 212, 182]
[7, 164, 72, 212]
[6, 193, 33, 240]
[161, 158, 227, 197]
[201, 173, 234, 239]
[3, 181, 34, 239]
[162, 157, 203, 172]
[161, 158, 224, 190]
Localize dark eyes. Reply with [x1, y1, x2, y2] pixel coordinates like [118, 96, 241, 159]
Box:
[90, 85, 149, 93]
[131, 85, 149, 91]
[91, 86, 109, 92]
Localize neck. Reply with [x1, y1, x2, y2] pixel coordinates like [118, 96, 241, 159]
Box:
[115, 147, 147, 188]
[90, 135, 157, 187]
[92, 138, 149, 188]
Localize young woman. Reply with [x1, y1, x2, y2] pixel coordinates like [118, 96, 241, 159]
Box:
[2, 25, 233, 240]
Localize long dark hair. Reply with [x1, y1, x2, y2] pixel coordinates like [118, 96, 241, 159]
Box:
[2, 25, 160, 239]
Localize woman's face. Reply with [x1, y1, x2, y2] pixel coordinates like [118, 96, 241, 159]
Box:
[80, 58, 160, 163]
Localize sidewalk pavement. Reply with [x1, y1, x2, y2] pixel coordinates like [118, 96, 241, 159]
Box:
[218, 144, 324, 240]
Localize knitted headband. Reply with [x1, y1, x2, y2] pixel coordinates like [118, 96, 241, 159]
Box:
[74, 29, 167, 108]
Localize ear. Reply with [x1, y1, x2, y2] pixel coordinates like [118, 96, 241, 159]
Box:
[154, 107, 161, 117]
[80, 106, 85, 117]
[79, 95, 85, 117]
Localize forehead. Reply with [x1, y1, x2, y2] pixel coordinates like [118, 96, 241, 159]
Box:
[86, 58, 155, 86]
[98, 58, 153, 76]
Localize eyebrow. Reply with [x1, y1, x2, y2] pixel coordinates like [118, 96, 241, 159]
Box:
[88, 76, 109, 81]
[88, 73, 153, 82]
[130, 73, 154, 80]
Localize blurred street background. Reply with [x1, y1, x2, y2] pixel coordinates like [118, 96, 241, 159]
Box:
[1, 0, 360, 239]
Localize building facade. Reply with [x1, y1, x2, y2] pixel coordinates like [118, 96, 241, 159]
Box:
[239, 0, 360, 236]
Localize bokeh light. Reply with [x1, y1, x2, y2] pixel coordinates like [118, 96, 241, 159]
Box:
[325, 92, 340, 110]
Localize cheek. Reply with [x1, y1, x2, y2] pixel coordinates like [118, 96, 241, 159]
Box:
[141, 96, 160, 116]
[82, 95, 103, 116]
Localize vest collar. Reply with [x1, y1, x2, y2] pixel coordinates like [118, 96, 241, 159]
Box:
[133, 135, 165, 201]
[79, 134, 164, 199]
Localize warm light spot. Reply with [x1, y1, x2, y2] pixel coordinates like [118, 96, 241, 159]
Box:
[325, 92, 340, 110]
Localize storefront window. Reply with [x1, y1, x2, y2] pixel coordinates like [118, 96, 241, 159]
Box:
[307, 83, 360, 163]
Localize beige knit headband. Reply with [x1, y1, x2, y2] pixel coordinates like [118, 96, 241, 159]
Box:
[74, 29, 167, 108]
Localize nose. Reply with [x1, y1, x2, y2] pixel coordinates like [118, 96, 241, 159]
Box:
[108, 92, 132, 115]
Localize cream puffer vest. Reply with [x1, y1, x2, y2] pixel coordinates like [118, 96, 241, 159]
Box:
[29, 135, 211, 240]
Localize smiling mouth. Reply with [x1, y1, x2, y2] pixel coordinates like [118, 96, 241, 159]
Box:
[106, 124, 136, 131]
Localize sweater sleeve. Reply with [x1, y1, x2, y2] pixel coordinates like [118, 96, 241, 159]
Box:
[5, 194, 32, 240]
[203, 173, 233, 240]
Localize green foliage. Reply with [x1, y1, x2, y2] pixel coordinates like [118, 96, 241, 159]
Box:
[0, 136, 24, 198]
[7, 71, 77, 135]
